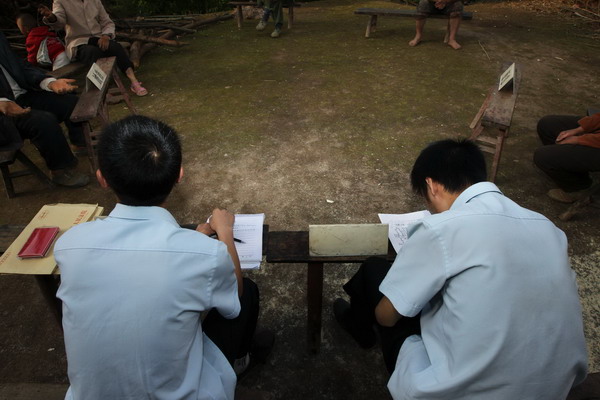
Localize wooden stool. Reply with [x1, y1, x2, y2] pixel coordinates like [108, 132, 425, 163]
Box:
[70, 57, 137, 172]
[470, 63, 522, 182]
[0, 145, 53, 199]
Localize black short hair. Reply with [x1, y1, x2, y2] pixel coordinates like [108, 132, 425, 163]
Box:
[410, 139, 487, 197]
[97, 115, 182, 206]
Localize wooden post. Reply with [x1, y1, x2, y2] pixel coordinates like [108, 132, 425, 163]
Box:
[307, 262, 324, 354]
[236, 5, 243, 28]
[366, 15, 377, 38]
[288, 3, 294, 29]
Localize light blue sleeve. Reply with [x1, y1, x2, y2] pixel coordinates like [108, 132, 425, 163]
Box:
[210, 243, 240, 320]
[379, 222, 448, 318]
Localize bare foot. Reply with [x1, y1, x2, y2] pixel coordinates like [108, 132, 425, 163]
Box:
[409, 36, 421, 47]
[447, 39, 461, 50]
[443, 32, 449, 43]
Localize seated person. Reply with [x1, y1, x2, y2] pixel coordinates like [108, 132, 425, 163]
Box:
[39, 0, 148, 96]
[335, 139, 587, 399]
[409, 0, 464, 50]
[16, 13, 69, 71]
[534, 112, 600, 203]
[54, 115, 273, 399]
[0, 32, 88, 187]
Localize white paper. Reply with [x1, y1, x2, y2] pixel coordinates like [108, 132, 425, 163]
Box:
[86, 62, 107, 90]
[378, 210, 431, 253]
[233, 213, 264, 269]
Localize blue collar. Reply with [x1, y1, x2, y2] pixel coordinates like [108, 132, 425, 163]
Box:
[450, 182, 503, 210]
[107, 203, 179, 226]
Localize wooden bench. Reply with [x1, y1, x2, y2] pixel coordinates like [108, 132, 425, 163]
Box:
[228, 1, 301, 29]
[70, 57, 137, 171]
[354, 8, 473, 38]
[0, 144, 53, 199]
[267, 230, 397, 353]
[470, 62, 521, 182]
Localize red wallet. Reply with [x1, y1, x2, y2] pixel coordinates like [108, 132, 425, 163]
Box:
[17, 227, 60, 259]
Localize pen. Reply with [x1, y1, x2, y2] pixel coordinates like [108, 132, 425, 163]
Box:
[209, 234, 245, 244]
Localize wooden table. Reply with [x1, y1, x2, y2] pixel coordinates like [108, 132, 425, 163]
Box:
[266, 231, 396, 353]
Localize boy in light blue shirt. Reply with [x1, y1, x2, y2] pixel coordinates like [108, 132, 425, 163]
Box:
[55, 115, 273, 400]
[335, 139, 588, 399]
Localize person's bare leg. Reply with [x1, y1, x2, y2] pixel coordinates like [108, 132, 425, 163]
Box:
[446, 16, 461, 49]
[125, 67, 140, 86]
[409, 18, 426, 47]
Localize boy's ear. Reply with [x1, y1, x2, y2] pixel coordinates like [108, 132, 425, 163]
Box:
[96, 169, 109, 189]
[176, 167, 184, 183]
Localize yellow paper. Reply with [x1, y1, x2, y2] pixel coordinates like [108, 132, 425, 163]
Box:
[0, 203, 101, 275]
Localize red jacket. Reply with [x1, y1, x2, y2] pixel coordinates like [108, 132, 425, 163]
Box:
[25, 26, 66, 65]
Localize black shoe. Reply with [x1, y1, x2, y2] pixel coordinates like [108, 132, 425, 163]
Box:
[333, 298, 376, 349]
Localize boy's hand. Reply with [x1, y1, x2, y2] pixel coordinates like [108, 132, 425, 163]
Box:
[208, 208, 235, 236]
[196, 223, 215, 236]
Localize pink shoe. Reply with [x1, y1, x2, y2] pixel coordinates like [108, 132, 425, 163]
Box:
[130, 82, 148, 96]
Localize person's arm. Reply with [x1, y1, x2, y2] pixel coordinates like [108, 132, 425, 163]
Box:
[96, 0, 116, 38]
[557, 113, 600, 147]
[208, 208, 243, 296]
[39, 2, 66, 29]
[375, 296, 403, 327]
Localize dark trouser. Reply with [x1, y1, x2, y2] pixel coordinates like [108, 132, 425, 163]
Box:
[76, 37, 134, 75]
[344, 257, 421, 373]
[203, 278, 260, 365]
[11, 91, 81, 170]
[533, 115, 600, 192]
[259, 0, 283, 28]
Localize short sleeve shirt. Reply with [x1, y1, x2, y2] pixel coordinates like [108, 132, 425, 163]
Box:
[54, 204, 240, 400]
[380, 182, 588, 399]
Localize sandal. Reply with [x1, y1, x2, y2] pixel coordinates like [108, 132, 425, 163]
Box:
[130, 82, 148, 97]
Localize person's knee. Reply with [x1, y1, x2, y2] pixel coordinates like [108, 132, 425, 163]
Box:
[241, 278, 259, 302]
[536, 115, 554, 135]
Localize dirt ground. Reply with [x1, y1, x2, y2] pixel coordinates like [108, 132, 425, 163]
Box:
[1, 0, 599, 398]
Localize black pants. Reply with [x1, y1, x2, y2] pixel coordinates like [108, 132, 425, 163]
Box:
[344, 257, 421, 373]
[76, 37, 134, 75]
[533, 115, 600, 192]
[11, 91, 81, 170]
[203, 277, 260, 365]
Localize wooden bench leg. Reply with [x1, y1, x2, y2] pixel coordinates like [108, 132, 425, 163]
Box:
[15, 151, 53, 187]
[0, 163, 15, 199]
[366, 15, 377, 38]
[236, 5, 243, 28]
[112, 70, 137, 115]
[307, 262, 323, 354]
[489, 130, 506, 183]
[288, 4, 294, 29]
[34, 275, 63, 331]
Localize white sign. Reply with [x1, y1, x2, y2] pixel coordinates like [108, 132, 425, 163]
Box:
[86, 62, 107, 90]
[498, 63, 515, 92]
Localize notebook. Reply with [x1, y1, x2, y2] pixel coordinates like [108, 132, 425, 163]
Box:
[17, 226, 60, 259]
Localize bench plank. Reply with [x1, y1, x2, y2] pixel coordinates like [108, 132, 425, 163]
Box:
[354, 8, 473, 19]
[70, 57, 115, 123]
